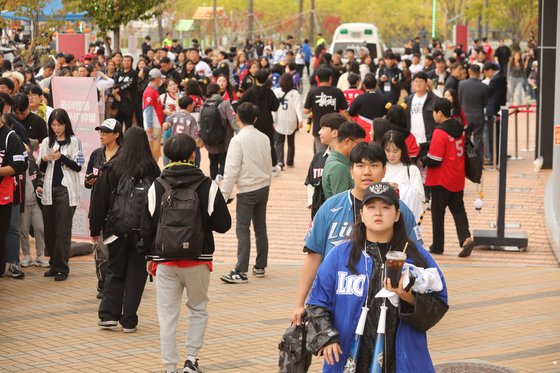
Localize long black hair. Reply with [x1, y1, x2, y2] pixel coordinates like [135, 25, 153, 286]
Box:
[381, 130, 412, 166]
[444, 88, 462, 117]
[109, 127, 159, 179]
[47, 108, 76, 147]
[348, 207, 428, 274]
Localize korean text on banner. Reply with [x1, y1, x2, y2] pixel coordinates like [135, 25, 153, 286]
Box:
[52, 76, 100, 239]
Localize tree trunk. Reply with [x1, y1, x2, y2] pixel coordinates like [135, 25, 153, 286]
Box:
[157, 4, 164, 42]
[247, 0, 254, 40]
[297, 0, 303, 42]
[112, 27, 121, 53]
[309, 0, 315, 45]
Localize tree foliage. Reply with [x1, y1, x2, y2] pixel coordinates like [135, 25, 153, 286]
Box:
[172, 0, 537, 47]
[67, 0, 166, 51]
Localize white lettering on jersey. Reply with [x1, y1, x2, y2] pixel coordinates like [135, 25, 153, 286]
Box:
[336, 271, 366, 296]
[315, 92, 337, 109]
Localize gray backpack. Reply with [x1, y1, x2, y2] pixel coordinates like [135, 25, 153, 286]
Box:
[278, 317, 312, 373]
[153, 177, 205, 260]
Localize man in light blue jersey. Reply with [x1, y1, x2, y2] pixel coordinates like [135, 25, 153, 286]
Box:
[291, 142, 423, 325]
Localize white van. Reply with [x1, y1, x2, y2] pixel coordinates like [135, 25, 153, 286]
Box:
[329, 23, 383, 61]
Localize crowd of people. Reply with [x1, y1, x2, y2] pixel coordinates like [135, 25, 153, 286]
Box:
[0, 28, 538, 373]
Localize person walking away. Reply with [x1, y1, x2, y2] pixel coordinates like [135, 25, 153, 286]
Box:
[237, 69, 281, 171]
[85, 118, 122, 299]
[90, 127, 160, 332]
[0, 114, 27, 278]
[147, 134, 231, 373]
[305, 182, 448, 372]
[219, 103, 272, 284]
[348, 73, 389, 142]
[304, 68, 350, 154]
[169, 96, 203, 167]
[39, 109, 84, 281]
[494, 39, 511, 74]
[273, 73, 302, 169]
[458, 65, 488, 155]
[321, 121, 366, 199]
[143, 68, 165, 162]
[423, 98, 476, 257]
[201, 83, 237, 181]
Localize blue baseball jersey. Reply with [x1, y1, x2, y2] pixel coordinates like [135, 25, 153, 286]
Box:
[304, 190, 423, 257]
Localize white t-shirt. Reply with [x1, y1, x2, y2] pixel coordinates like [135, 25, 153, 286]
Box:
[410, 93, 427, 144]
[409, 63, 423, 76]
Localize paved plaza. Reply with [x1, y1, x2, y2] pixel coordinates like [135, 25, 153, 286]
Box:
[1, 114, 559, 372]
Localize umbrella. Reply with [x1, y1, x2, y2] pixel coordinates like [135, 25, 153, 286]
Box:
[369, 303, 388, 373]
[343, 305, 369, 373]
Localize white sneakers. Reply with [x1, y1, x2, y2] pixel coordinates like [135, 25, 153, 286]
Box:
[20, 255, 50, 268]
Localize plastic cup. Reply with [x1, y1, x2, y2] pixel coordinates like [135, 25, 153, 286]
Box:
[386, 251, 407, 288]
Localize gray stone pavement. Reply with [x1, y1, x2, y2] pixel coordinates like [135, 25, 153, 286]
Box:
[1, 111, 559, 372]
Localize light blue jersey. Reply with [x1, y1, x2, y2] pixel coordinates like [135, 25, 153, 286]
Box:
[304, 190, 423, 257]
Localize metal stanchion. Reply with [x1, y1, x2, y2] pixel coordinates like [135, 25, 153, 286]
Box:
[511, 107, 523, 160]
[492, 115, 497, 170]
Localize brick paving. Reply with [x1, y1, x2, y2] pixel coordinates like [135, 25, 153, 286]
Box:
[1, 112, 559, 372]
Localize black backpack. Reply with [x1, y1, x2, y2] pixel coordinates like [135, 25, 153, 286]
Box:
[199, 99, 226, 145]
[105, 176, 153, 252]
[153, 177, 205, 260]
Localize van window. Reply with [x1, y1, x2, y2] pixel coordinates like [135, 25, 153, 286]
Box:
[331, 43, 378, 59]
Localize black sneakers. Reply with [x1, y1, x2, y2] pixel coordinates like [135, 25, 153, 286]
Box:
[7, 264, 25, 279]
[252, 266, 265, 278]
[220, 270, 248, 284]
[183, 359, 202, 373]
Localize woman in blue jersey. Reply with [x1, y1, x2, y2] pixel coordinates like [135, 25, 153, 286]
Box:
[306, 182, 448, 373]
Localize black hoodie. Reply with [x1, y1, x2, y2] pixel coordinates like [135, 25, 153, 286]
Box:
[148, 164, 231, 261]
[422, 117, 463, 168]
[237, 85, 279, 136]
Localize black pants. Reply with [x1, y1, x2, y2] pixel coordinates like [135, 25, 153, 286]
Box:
[267, 131, 277, 167]
[430, 185, 470, 253]
[274, 130, 296, 166]
[208, 152, 227, 180]
[98, 235, 148, 328]
[116, 110, 135, 131]
[0, 203, 12, 276]
[43, 186, 76, 275]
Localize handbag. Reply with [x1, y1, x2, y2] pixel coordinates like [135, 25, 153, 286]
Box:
[278, 314, 312, 373]
[464, 136, 483, 183]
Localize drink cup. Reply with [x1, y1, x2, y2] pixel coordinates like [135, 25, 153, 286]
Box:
[386, 251, 406, 288]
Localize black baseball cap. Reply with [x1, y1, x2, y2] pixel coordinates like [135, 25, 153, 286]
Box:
[362, 182, 400, 207]
[95, 118, 122, 133]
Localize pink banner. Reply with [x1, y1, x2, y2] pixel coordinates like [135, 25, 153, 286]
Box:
[52, 77, 100, 240]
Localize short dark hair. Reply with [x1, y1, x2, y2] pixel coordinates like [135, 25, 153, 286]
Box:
[0, 92, 13, 112]
[255, 69, 269, 84]
[178, 95, 194, 109]
[413, 71, 428, 82]
[206, 83, 220, 97]
[164, 133, 196, 162]
[349, 142, 387, 166]
[319, 113, 346, 130]
[450, 61, 464, 71]
[384, 52, 396, 60]
[362, 73, 377, 89]
[337, 121, 366, 142]
[237, 102, 258, 125]
[160, 56, 171, 64]
[12, 93, 29, 112]
[0, 77, 14, 92]
[316, 67, 332, 82]
[347, 73, 360, 87]
[432, 97, 452, 117]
